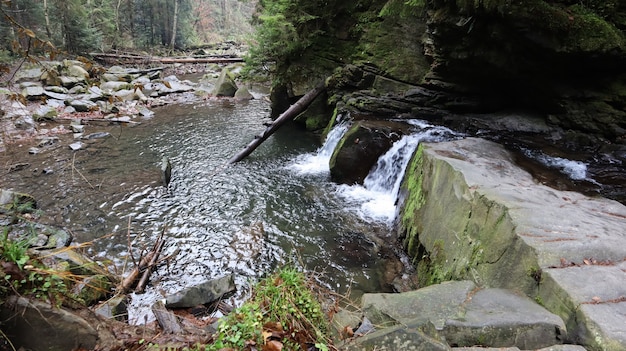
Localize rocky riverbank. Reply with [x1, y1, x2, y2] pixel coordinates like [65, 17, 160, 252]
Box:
[0, 58, 255, 155]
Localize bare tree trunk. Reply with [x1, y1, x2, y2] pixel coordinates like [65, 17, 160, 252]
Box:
[169, 0, 179, 49]
[229, 82, 327, 164]
[43, 0, 52, 39]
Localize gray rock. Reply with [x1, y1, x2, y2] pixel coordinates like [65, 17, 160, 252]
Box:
[341, 320, 450, 351]
[212, 68, 238, 97]
[45, 85, 69, 94]
[33, 105, 58, 120]
[38, 136, 59, 147]
[443, 288, 566, 349]
[68, 65, 89, 78]
[60, 75, 84, 88]
[234, 86, 254, 100]
[398, 137, 626, 350]
[14, 115, 35, 130]
[94, 294, 128, 321]
[70, 99, 97, 112]
[43, 90, 69, 100]
[96, 100, 118, 114]
[68, 85, 86, 94]
[161, 156, 172, 187]
[83, 132, 111, 140]
[69, 142, 83, 150]
[165, 274, 236, 308]
[14, 67, 43, 83]
[28, 147, 40, 154]
[101, 81, 132, 92]
[21, 85, 45, 100]
[0, 296, 98, 351]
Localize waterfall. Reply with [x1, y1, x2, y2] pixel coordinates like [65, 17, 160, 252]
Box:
[291, 119, 351, 174]
[337, 121, 459, 223]
[290, 118, 458, 224]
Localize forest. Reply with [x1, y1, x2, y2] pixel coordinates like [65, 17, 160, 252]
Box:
[0, 0, 256, 59]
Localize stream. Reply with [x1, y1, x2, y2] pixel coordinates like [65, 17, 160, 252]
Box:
[1, 91, 611, 324]
[1, 97, 448, 323]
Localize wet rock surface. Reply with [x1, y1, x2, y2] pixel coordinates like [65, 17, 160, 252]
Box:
[397, 138, 626, 350]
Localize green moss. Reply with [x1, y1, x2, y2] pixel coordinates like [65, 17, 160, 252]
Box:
[400, 145, 426, 257]
[322, 107, 339, 140]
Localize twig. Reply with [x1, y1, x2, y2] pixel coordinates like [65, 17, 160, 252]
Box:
[71, 153, 96, 190]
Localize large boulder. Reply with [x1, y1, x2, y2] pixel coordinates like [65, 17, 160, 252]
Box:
[0, 296, 98, 351]
[212, 68, 238, 97]
[329, 121, 406, 184]
[345, 281, 566, 350]
[398, 137, 626, 350]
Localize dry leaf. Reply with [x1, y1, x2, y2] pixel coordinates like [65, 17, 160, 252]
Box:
[263, 340, 283, 351]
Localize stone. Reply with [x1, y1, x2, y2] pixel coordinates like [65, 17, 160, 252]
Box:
[94, 294, 128, 321]
[46, 248, 105, 276]
[398, 137, 626, 350]
[43, 89, 68, 101]
[101, 81, 132, 92]
[234, 86, 254, 100]
[21, 85, 45, 100]
[71, 274, 112, 305]
[165, 274, 236, 308]
[161, 156, 172, 187]
[14, 67, 43, 83]
[362, 281, 477, 328]
[14, 115, 35, 130]
[59, 75, 84, 88]
[341, 320, 450, 351]
[33, 105, 58, 120]
[212, 68, 238, 97]
[68, 65, 89, 78]
[0, 189, 37, 214]
[69, 142, 83, 150]
[83, 132, 111, 140]
[70, 99, 97, 112]
[443, 288, 566, 349]
[330, 120, 406, 184]
[0, 296, 98, 351]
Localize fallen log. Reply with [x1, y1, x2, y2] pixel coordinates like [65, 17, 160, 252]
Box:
[90, 52, 243, 64]
[228, 82, 326, 164]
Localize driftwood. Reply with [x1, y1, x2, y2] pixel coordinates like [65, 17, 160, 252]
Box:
[90, 52, 243, 65]
[152, 301, 184, 334]
[228, 82, 327, 163]
[119, 229, 165, 294]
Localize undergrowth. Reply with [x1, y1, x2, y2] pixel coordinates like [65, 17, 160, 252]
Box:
[206, 267, 335, 351]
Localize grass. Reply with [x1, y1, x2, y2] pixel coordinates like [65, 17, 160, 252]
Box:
[206, 267, 334, 351]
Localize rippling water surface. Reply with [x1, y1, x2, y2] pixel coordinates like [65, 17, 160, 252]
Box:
[1, 98, 400, 323]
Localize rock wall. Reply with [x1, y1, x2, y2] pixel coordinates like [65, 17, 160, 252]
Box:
[397, 138, 626, 350]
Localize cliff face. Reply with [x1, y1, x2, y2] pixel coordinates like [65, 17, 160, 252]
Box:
[273, 0, 626, 144]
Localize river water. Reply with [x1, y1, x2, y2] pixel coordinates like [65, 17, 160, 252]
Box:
[2, 93, 616, 324]
[1, 97, 436, 323]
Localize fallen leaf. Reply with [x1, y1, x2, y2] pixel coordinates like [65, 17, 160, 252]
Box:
[583, 259, 591, 265]
[592, 296, 601, 303]
[263, 340, 283, 351]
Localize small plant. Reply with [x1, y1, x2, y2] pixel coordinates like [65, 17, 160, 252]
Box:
[208, 267, 334, 351]
[1, 227, 29, 269]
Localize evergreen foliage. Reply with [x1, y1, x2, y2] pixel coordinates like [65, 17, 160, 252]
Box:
[0, 0, 256, 55]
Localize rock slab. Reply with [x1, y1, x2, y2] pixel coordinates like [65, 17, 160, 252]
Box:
[398, 137, 626, 350]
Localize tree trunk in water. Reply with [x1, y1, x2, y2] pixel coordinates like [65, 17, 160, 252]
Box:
[228, 82, 327, 164]
[170, 0, 179, 49]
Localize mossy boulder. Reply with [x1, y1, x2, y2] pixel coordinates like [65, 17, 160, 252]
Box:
[329, 121, 404, 184]
[212, 68, 238, 97]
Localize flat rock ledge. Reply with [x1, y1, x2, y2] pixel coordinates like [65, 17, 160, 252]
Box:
[395, 137, 626, 350]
